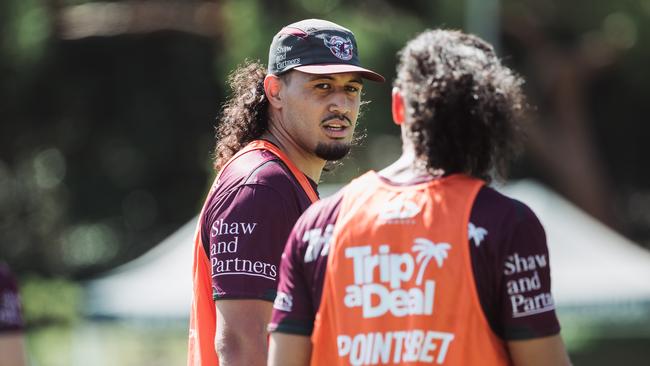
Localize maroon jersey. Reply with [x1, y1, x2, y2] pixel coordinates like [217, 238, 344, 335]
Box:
[200, 148, 318, 302]
[0, 263, 24, 333]
[270, 176, 561, 341]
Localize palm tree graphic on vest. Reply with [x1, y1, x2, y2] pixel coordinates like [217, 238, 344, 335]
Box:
[412, 238, 451, 285]
[468, 222, 488, 247]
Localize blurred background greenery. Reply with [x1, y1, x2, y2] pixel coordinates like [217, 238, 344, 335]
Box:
[1, 0, 650, 365]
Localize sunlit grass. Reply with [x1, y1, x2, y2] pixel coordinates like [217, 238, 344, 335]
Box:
[27, 321, 188, 366]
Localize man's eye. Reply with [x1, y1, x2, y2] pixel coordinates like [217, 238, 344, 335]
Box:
[346, 86, 360, 93]
[315, 83, 331, 90]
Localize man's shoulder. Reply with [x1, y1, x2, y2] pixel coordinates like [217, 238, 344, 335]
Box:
[200, 148, 314, 242]
[469, 185, 545, 258]
[219, 149, 298, 193]
[474, 185, 540, 225]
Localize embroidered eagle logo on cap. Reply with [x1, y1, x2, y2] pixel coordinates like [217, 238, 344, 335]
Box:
[324, 35, 354, 60]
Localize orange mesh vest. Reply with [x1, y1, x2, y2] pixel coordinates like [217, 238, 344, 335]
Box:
[311, 172, 510, 366]
[187, 140, 318, 366]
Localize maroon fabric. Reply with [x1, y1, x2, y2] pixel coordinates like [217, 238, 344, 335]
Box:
[200, 148, 318, 302]
[269, 178, 561, 341]
[0, 263, 24, 333]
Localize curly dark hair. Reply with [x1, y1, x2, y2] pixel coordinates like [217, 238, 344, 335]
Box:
[213, 60, 274, 171]
[395, 30, 527, 183]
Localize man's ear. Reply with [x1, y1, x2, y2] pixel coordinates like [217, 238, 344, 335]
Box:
[392, 87, 405, 125]
[264, 75, 283, 108]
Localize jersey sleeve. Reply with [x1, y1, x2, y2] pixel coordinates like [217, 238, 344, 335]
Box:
[267, 222, 315, 335]
[207, 183, 301, 302]
[268, 192, 343, 335]
[498, 201, 561, 340]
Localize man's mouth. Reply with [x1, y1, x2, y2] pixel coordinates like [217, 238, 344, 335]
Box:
[321, 119, 350, 138]
[323, 121, 346, 131]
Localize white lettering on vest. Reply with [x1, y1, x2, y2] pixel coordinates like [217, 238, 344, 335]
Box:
[337, 330, 454, 365]
[343, 241, 447, 318]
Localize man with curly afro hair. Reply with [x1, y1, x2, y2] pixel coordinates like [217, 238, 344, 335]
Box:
[187, 19, 383, 366]
[268, 29, 572, 366]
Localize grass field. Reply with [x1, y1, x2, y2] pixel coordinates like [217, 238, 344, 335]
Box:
[24, 315, 650, 366]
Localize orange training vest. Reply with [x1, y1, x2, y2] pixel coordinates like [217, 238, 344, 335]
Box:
[187, 140, 318, 366]
[311, 172, 510, 365]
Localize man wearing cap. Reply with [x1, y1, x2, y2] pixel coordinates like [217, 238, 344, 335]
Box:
[187, 19, 383, 366]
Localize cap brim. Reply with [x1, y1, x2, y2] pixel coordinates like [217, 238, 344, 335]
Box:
[294, 64, 385, 82]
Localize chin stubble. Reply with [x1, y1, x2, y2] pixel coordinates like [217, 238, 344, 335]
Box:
[314, 142, 352, 161]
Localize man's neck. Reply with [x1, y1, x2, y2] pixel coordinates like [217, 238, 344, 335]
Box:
[260, 131, 325, 183]
[378, 146, 440, 184]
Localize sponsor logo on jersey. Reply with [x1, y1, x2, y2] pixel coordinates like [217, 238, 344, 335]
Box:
[303, 224, 334, 263]
[378, 198, 421, 224]
[343, 239, 450, 319]
[324, 35, 354, 60]
[273, 291, 293, 312]
[468, 222, 488, 247]
[211, 219, 257, 241]
[210, 219, 277, 280]
[503, 252, 548, 275]
[503, 252, 555, 318]
[337, 329, 454, 365]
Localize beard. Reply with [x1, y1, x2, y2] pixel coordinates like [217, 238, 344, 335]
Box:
[314, 142, 352, 161]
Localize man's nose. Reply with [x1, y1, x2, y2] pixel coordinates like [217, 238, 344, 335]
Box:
[328, 93, 351, 116]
